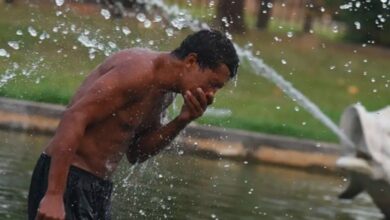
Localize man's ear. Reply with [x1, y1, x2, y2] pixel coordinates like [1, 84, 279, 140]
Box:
[184, 53, 198, 68]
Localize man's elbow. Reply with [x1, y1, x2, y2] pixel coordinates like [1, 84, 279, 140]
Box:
[62, 109, 88, 125]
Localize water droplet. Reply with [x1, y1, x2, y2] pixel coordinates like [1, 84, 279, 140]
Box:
[225, 31, 233, 40]
[101, 9, 111, 20]
[16, 30, 23, 36]
[165, 28, 174, 37]
[0, 49, 10, 57]
[28, 26, 37, 37]
[355, 1, 361, 8]
[121, 26, 131, 36]
[8, 41, 19, 50]
[108, 41, 117, 49]
[39, 32, 50, 40]
[332, 26, 339, 33]
[139, 209, 146, 216]
[89, 52, 96, 60]
[245, 42, 253, 49]
[78, 35, 97, 48]
[171, 17, 186, 29]
[274, 36, 282, 42]
[144, 19, 152, 28]
[136, 13, 146, 22]
[55, 0, 64, 6]
[354, 21, 361, 30]
[153, 15, 162, 23]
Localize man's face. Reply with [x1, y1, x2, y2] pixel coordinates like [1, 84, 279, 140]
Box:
[182, 63, 230, 101]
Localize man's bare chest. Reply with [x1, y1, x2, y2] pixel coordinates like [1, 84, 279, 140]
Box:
[110, 93, 174, 133]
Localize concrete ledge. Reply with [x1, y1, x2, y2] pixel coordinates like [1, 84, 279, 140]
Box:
[0, 97, 65, 118]
[0, 97, 342, 172]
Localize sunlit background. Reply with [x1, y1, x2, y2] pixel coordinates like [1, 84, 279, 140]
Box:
[0, 0, 389, 219]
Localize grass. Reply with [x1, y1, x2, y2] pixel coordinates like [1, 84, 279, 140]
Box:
[1, 2, 389, 143]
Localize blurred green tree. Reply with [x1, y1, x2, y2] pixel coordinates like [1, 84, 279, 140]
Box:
[102, 0, 145, 18]
[256, 0, 274, 30]
[326, 0, 390, 46]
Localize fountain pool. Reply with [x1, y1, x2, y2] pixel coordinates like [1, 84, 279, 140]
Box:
[0, 130, 383, 219]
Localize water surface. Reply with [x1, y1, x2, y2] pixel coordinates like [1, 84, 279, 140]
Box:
[0, 130, 383, 219]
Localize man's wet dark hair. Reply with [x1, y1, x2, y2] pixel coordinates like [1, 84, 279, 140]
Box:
[171, 29, 239, 78]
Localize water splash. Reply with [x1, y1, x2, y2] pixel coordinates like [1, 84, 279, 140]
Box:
[235, 46, 354, 150]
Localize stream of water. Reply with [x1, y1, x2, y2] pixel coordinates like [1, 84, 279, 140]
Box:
[143, 0, 355, 151]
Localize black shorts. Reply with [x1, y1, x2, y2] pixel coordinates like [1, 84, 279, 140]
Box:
[28, 153, 113, 220]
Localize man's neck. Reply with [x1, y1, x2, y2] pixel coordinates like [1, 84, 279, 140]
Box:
[152, 52, 183, 94]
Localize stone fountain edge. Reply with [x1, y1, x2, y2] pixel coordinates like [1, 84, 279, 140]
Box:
[0, 97, 342, 173]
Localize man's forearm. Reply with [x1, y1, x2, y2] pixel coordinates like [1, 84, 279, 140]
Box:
[132, 116, 190, 162]
[45, 113, 86, 194]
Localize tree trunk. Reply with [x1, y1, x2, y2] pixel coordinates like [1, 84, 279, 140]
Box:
[216, 0, 246, 33]
[303, 0, 318, 33]
[102, 0, 145, 18]
[256, 0, 274, 30]
[303, 11, 313, 33]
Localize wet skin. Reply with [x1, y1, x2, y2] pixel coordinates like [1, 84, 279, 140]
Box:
[36, 48, 230, 220]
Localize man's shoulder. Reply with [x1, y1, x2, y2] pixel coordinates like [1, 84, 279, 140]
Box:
[108, 48, 156, 71]
[95, 49, 156, 90]
[110, 48, 155, 61]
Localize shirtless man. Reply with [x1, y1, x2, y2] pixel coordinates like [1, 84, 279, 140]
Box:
[28, 29, 239, 220]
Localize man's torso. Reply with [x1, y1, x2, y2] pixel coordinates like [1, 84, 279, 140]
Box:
[45, 49, 174, 178]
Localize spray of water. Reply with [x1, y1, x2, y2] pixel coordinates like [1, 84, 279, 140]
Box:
[0, 0, 355, 150]
[143, 0, 355, 150]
